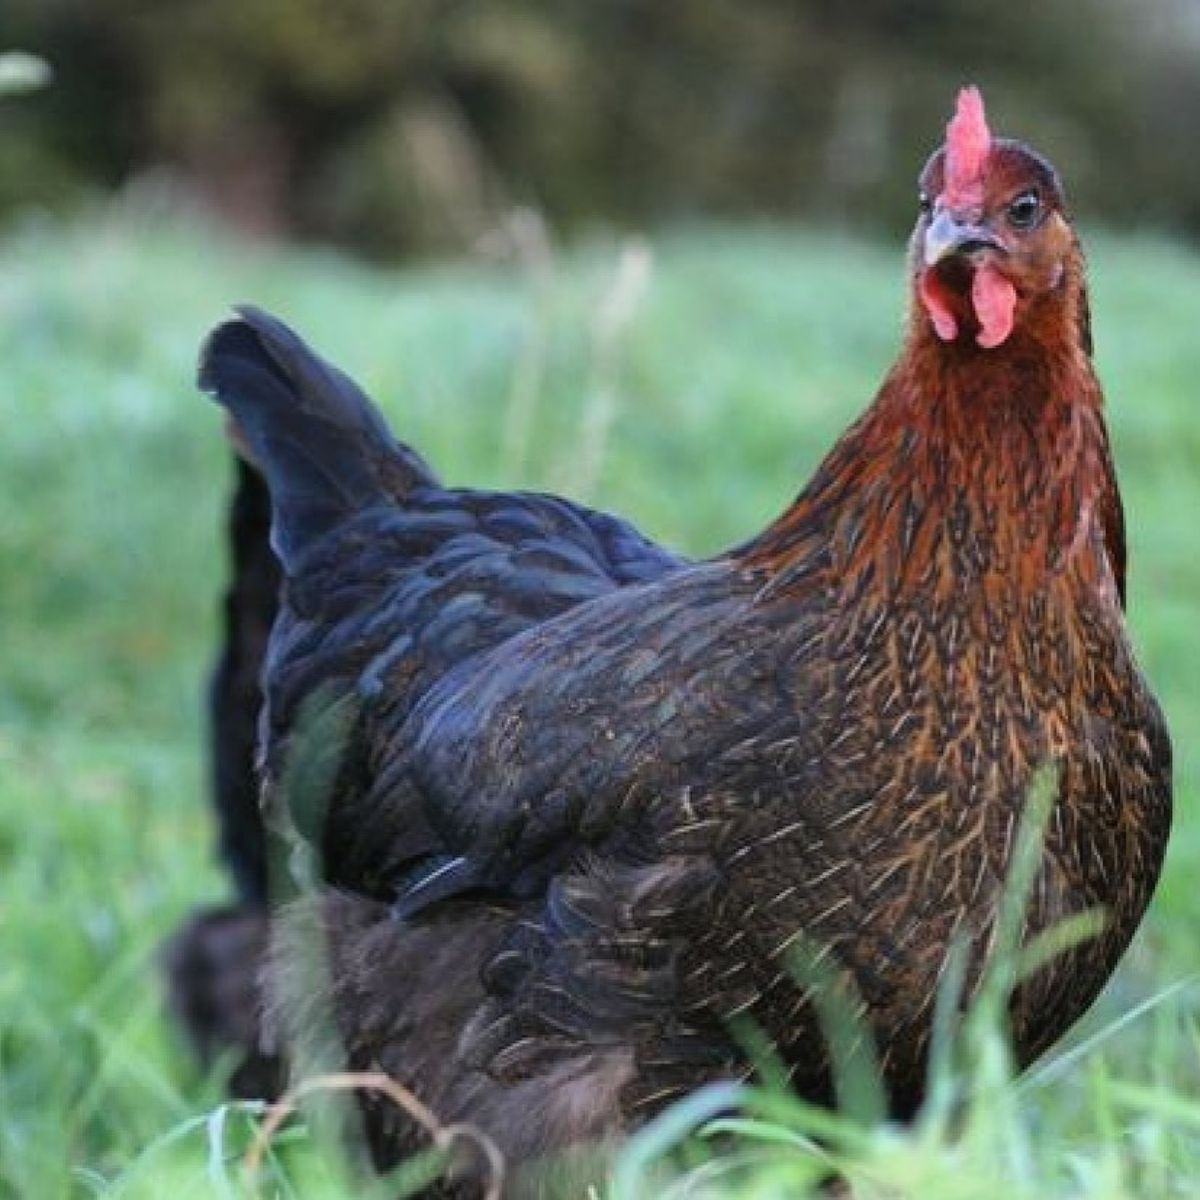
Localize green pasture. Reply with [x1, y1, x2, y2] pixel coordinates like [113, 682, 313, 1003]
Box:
[0, 207, 1197, 1196]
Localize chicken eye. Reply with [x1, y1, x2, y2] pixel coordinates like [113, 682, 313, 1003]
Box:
[1007, 190, 1041, 229]
[918, 191, 932, 216]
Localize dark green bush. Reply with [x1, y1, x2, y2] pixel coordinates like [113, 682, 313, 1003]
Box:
[3, 0, 1198, 254]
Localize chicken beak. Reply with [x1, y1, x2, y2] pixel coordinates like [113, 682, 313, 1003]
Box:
[923, 210, 1003, 267]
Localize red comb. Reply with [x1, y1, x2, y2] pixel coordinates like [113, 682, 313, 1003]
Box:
[943, 86, 991, 210]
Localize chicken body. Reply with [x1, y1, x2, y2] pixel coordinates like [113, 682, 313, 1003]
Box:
[191, 90, 1170, 1190]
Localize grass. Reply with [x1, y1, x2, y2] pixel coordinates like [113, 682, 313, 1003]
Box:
[0, 200, 1198, 1196]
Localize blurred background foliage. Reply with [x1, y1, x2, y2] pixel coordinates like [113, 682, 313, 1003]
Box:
[4, 0, 1200, 257]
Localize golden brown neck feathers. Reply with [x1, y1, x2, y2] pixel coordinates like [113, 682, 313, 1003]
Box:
[741, 254, 1120, 606]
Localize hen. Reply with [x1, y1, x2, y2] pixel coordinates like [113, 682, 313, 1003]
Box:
[178, 87, 1170, 1190]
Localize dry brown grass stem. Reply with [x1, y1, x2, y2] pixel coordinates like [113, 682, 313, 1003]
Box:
[242, 1069, 505, 1199]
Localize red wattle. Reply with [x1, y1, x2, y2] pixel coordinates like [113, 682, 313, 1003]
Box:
[972, 263, 1017, 348]
[919, 272, 958, 342]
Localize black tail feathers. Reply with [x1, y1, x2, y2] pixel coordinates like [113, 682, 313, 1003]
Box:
[209, 456, 279, 905]
[199, 305, 436, 567]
